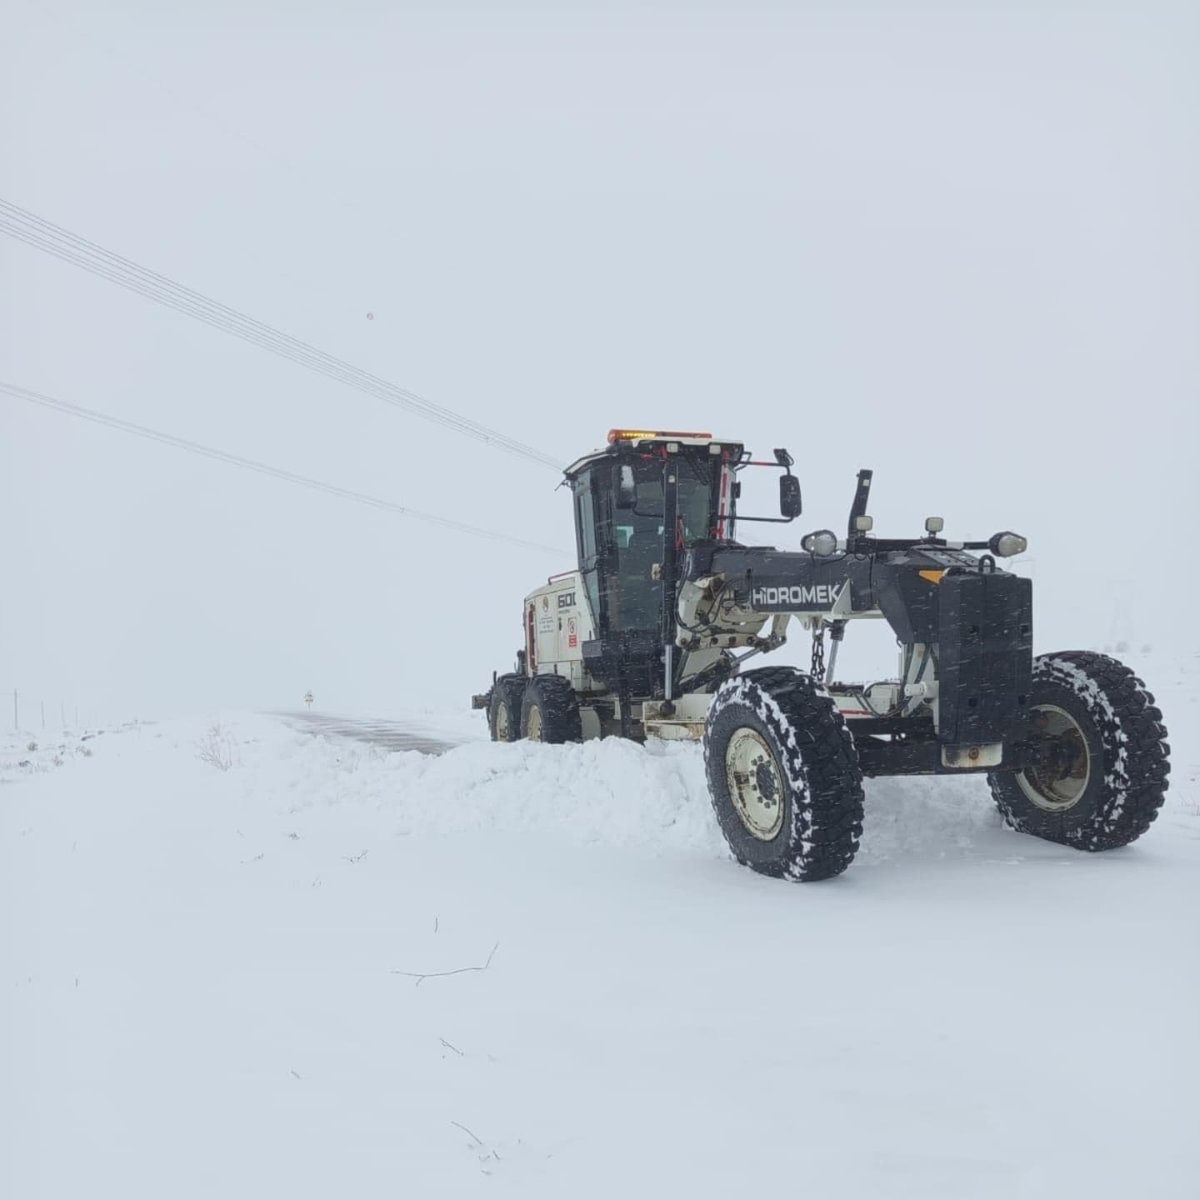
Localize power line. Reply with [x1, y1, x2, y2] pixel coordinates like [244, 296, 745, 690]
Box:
[0, 380, 567, 557]
[0, 198, 561, 467]
[0, 197, 563, 470]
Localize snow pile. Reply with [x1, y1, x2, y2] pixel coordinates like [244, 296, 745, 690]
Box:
[248, 720, 723, 856]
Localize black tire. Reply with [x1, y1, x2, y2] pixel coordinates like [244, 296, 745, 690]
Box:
[988, 651, 1170, 851]
[487, 675, 526, 742]
[520, 674, 583, 744]
[703, 667, 864, 881]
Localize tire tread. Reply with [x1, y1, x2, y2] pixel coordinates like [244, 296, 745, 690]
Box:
[488, 674, 526, 742]
[988, 650, 1169, 850]
[521, 673, 583, 743]
[704, 667, 864, 881]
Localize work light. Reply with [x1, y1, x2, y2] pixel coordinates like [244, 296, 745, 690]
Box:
[989, 532, 1028, 557]
[802, 530, 839, 556]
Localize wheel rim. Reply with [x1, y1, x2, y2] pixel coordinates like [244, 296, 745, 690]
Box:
[495, 702, 511, 741]
[1017, 704, 1091, 811]
[526, 705, 543, 742]
[725, 728, 785, 840]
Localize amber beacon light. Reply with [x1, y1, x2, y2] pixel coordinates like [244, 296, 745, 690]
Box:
[607, 428, 714, 443]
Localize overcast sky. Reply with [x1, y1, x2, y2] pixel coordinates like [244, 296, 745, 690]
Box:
[2, 0, 1197, 723]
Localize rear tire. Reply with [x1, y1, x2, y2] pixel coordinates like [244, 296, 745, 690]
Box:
[521, 674, 583, 744]
[987, 651, 1170, 850]
[487, 675, 526, 742]
[703, 667, 864, 881]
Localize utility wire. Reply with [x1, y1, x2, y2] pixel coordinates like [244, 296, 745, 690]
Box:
[0, 381, 567, 557]
[0, 197, 563, 470]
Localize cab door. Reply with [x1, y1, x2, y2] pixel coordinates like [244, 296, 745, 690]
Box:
[583, 462, 669, 634]
[572, 473, 603, 634]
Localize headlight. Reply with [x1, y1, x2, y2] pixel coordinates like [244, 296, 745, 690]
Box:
[802, 529, 838, 556]
[989, 531, 1028, 557]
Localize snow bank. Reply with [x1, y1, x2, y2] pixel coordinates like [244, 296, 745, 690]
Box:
[241, 720, 724, 855]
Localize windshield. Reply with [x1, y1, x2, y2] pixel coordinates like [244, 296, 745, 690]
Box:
[614, 454, 718, 551]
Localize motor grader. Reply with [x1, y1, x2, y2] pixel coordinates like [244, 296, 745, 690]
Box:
[473, 430, 1170, 881]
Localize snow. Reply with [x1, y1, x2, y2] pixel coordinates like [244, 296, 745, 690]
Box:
[3, 649, 1198, 1198]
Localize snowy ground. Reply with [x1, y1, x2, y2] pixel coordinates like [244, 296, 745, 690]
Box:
[3, 649, 1198, 1198]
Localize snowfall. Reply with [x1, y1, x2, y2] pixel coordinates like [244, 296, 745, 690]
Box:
[3, 648, 1197, 1199]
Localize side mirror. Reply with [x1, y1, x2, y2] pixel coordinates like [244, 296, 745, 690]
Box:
[779, 474, 802, 519]
[616, 464, 636, 510]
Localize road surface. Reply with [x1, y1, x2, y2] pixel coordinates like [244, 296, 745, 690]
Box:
[275, 710, 460, 755]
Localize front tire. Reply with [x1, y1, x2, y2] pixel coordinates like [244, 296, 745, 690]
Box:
[988, 651, 1170, 850]
[520, 674, 583, 743]
[703, 667, 864, 881]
